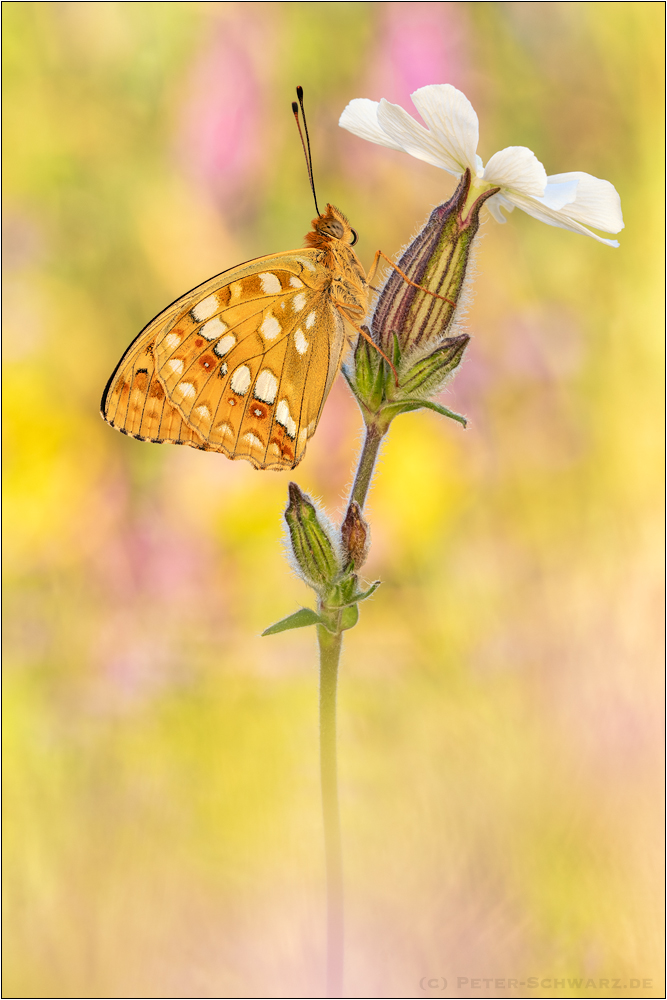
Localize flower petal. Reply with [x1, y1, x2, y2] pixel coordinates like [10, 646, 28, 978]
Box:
[504, 190, 621, 247]
[339, 99, 405, 151]
[485, 192, 515, 224]
[547, 171, 624, 233]
[410, 84, 479, 174]
[376, 99, 462, 173]
[482, 146, 547, 197]
[539, 178, 580, 210]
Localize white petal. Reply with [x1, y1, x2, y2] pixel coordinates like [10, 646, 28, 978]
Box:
[485, 192, 514, 224]
[547, 171, 624, 233]
[482, 146, 547, 197]
[504, 190, 621, 247]
[339, 99, 405, 151]
[410, 84, 479, 174]
[375, 99, 462, 173]
[539, 178, 580, 210]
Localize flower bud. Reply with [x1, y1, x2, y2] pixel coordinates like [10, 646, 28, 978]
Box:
[284, 482, 341, 592]
[400, 333, 469, 397]
[341, 501, 370, 570]
[371, 169, 499, 354]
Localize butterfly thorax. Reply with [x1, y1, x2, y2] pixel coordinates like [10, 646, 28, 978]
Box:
[304, 203, 367, 315]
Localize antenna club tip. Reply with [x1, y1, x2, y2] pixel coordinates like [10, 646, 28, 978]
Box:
[291, 102, 299, 114]
[296, 85, 304, 99]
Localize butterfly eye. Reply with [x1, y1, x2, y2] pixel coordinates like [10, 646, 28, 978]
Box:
[350, 229, 359, 247]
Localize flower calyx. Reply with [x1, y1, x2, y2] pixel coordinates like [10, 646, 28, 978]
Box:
[345, 171, 488, 434]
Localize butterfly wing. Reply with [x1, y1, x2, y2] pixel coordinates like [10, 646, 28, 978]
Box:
[101, 296, 209, 448]
[153, 252, 346, 469]
[102, 249, 351, 468]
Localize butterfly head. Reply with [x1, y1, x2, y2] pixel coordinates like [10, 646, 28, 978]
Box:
[305, 203, 358, 250]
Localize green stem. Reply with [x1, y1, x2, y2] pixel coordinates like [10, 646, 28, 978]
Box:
[348, 420, 386, 512]
[315, 418, 386, 995]
[317, 617, 344, 999]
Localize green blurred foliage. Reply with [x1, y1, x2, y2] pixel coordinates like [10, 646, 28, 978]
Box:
[3, 3, 663, 997]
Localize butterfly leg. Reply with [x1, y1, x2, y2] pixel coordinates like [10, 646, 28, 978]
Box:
[367, 250, 456, 306]
[334, 304, 400, 387]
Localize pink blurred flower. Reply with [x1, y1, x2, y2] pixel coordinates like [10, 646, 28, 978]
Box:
[363, 3, 468, 112]
[176, 27, 262, 200]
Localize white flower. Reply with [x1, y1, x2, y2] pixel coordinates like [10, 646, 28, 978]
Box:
[340, 84, 623, 248]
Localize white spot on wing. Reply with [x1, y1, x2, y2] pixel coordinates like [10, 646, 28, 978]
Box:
[295, 256, 316, 272]
[200, 317, 227, 340]
[230, 365, 251, 395]
[215, 422, 233, 438]
[259, 272, 282, 294]
[176, 382, 196, 400]
[276, 399, 297, 439]
[194, 405, 211, 422]
[230, 282, 243, 303]
[214, 334, 236, 357]
[254, 369, 278, 404]
[243, 432, 264, 449]
[289, 276, 303, 288]
[294, 329, 309, 355]
[292, 292, 306, 312]
[164, 333, 181, 350]
[192, 294, 219, 322]
[166, 358, 184, 375]
[305, 311, 316, 329]
[260, 312, 281, 341]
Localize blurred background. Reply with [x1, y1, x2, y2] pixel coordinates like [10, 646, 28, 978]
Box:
[3, 3, 663, 997]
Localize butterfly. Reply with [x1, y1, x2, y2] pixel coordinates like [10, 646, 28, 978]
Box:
[101, 201, 373, 471]
[101, 88, 448, 470]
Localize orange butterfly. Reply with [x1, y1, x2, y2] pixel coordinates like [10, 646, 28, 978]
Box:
[101, 201, 375, 470]
[101, 89, 446, 470]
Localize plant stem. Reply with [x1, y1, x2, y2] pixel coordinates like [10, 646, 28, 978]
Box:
[317, 617, 344, 999]
[315, 418, 386, 996]
[348, 421, 386, 512]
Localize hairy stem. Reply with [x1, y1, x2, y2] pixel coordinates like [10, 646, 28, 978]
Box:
[317, 618, 344, 998]
[348, 421, 386, 512]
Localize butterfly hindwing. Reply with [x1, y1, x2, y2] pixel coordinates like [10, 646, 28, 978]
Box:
[154, 253, 346, 469]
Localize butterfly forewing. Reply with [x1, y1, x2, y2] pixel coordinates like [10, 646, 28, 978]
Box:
[102, 300, 208, 449]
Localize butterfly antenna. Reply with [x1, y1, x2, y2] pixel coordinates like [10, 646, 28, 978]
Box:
[292, 85, 321, 216]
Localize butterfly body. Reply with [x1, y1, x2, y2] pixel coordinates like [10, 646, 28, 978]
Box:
[101, 205, 368, 470]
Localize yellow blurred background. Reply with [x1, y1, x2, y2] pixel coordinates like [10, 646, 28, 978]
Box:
[3, 3, 663, 997]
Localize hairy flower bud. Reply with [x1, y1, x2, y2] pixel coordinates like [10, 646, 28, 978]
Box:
[284, 482, 341, 592]
[372, 169, 499, 355]
[341, 501, 370, 571]
[399, 333, 469, 397]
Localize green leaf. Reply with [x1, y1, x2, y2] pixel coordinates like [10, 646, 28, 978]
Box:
[383, 398, 467, 427]
[262, 607, 323, 636]
[414, 399, 468, 426]
[340, 604, 359, 631]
